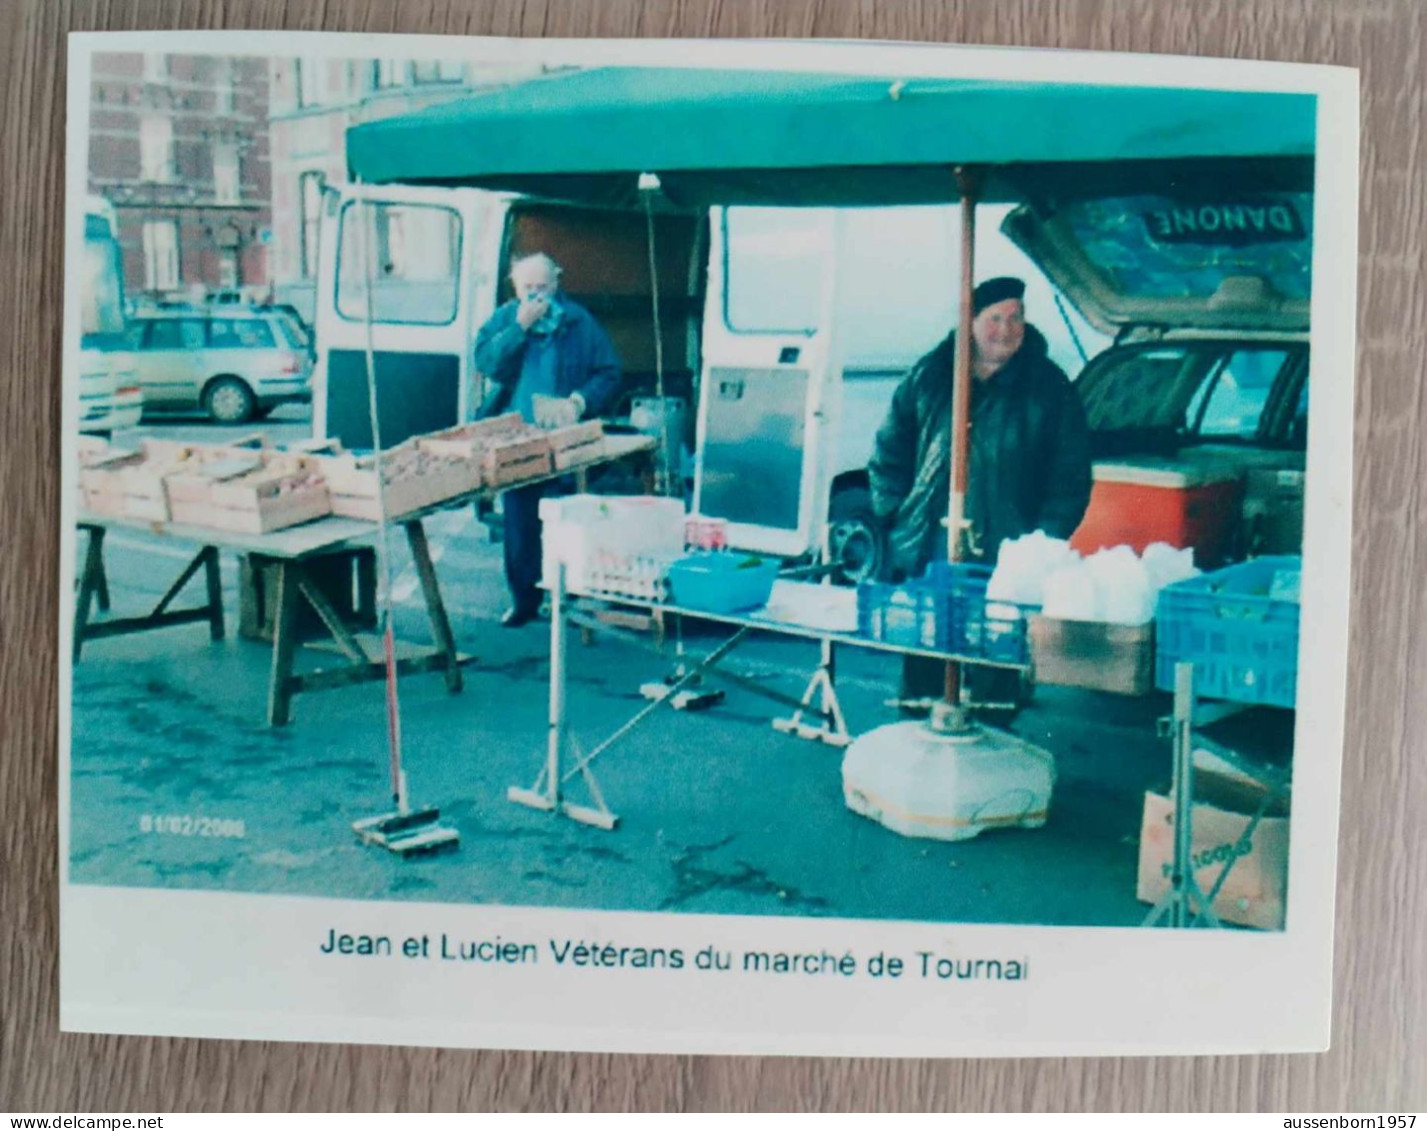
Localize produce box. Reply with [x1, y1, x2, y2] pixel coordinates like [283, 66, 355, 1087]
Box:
[80, 441, 197, 523]
[415, 413, 527, 460]
[312, 443, 483, 521]
[539, 494, 686, 598]
[168, 452, 331, 534]
[1136, 767, 1290, 931]
[547, 421, 606, 470]
[1030, 615, 1155, 696]
[483, 433, 554, 486]
[857, 563, 1031, 664]
[1155, 555, 1301, 707]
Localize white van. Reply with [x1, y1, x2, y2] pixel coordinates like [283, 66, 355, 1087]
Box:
[78, 195, 143, 435]
[312, 184, 1103, 578]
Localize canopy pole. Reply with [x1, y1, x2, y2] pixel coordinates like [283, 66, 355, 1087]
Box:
[642, 180, 673, 497]
[944, 166, 982, 708]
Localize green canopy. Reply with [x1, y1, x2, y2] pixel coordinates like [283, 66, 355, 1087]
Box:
[345, 67, 1316, 207]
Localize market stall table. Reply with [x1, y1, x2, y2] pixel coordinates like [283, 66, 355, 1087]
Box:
[508, 565, 1031, 830]
[74, 433, 657, 726]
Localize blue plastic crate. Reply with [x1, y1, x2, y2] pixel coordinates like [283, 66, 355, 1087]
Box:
[666, 551, 779, 614]
[1155, 555, 1301, 707]
[856, 578, 948, 651]
[857, 562, 1031, 664]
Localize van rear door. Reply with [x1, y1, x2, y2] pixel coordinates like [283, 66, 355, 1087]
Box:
[695, 207, 841, 559]
[313, 183, 494, 448]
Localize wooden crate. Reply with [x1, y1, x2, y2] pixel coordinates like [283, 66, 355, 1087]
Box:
[164, 453, 331, 534]
[79, 443, 198, 522]
[171, 478, 331, 535]
[547, 421, 606, 470]
[483, 433, 554, 486]
[416, 413, 528, 460]
[312, 444, 482, 521]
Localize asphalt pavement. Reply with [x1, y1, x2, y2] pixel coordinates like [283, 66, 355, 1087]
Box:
[68, 464, 1174, 928]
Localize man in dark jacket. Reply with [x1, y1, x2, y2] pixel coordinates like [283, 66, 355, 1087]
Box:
[868, 276, 1092, 705]
[474, 252, 622, 626]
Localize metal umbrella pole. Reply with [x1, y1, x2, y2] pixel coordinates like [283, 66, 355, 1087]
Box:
[349, 189, 459, 856]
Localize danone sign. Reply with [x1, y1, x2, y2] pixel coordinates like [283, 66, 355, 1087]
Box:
[1143, 199, 1307, 246]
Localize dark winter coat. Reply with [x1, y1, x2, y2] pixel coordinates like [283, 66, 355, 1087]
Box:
[474, 293, 622, 420]
[867, 325, 1092, 575]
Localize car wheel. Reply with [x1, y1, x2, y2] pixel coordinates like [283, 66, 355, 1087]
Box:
[827, 485, 886, 586]
[204, 377, 257, 424]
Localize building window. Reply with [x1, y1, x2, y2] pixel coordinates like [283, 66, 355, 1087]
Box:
[412, 60, 464, 84]
[296, 56, 322, 108]
[142, 219, 180, 291]
[218, 251, 240, 289]
[139, 115, 174, 183]
[213, 143, 240, 204]
[376, 59, 409, 88]
[299, 171, 324, 279]
[215, 59, 235, 114]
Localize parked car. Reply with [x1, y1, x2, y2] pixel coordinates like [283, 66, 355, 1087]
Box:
[999, 189, 1311, 565]
[125, 310, 314, 423]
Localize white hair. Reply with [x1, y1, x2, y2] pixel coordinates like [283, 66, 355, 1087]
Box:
[510, 252, 562, 282]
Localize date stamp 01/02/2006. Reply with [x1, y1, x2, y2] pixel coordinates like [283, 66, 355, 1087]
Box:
[138, 814, 246, 839]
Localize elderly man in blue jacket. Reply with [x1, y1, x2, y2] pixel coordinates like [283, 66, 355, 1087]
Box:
[475, 252, 622, 627]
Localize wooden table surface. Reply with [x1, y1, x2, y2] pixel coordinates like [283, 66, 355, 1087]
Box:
[4, 0, 1423, 1113]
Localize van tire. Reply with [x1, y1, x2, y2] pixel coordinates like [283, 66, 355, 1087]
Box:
[827, 485, 886, 585]
[204, 377, 257, 424]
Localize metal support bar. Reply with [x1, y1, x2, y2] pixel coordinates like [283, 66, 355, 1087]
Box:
[508, 563, 622, 829]
[1144, 662, 1220, 929]
[773, 637, 850, 747]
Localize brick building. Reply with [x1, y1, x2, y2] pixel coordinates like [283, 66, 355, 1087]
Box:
[88, 52, 272, 301]
[267, 55, 547, 321]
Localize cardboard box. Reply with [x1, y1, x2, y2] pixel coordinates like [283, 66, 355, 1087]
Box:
[1136, 769, 1290, 931]
[1030, 615, 1155, 696]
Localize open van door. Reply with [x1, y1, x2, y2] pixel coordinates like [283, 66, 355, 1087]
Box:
[694, 207, 841, 560]
[313, 183, 499, 448]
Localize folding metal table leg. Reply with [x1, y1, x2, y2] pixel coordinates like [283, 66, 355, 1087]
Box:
[773, 637, 850, 746]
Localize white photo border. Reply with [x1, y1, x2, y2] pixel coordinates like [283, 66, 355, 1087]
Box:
[59, 30, 1358, 1057]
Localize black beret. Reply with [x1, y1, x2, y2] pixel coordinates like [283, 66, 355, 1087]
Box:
[972, 276, 1026, 316]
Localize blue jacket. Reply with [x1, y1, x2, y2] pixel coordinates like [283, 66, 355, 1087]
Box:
[474, 294, 622, 420]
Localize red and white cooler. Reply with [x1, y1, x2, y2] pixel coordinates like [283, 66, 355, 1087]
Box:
[1070, 457, 1244, 566]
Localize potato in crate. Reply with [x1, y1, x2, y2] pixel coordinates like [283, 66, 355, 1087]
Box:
[80, 440, 198, 522]
[415, 414, 527, 461]
[169, 452, 331, 534]
[312, 442, 482, 521]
